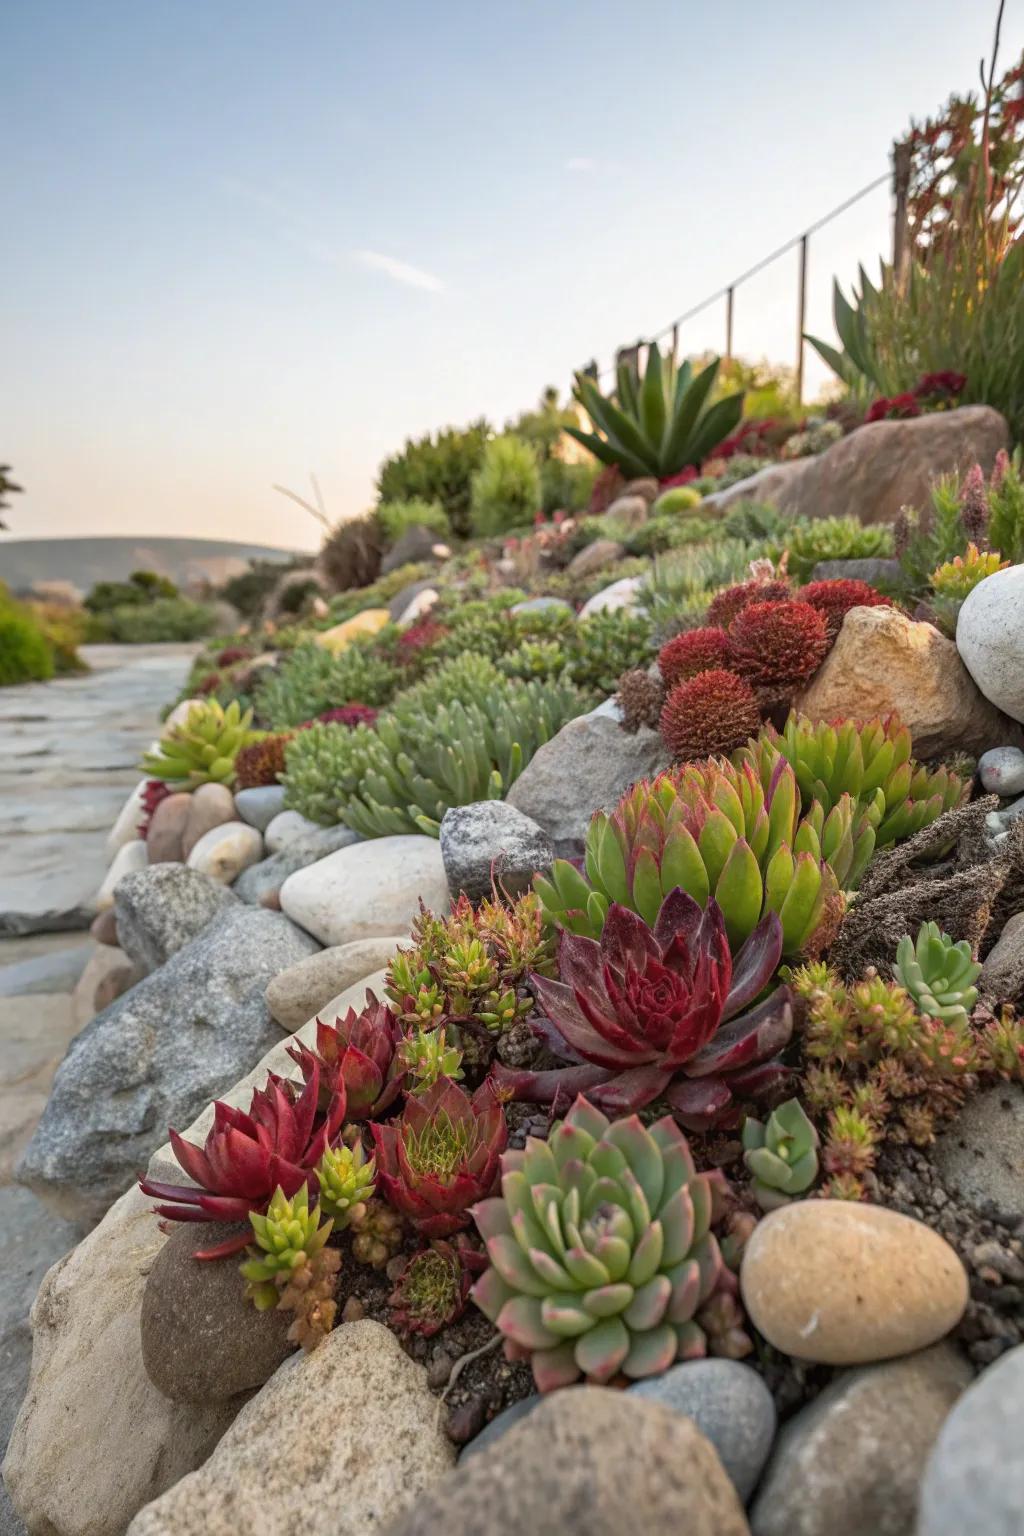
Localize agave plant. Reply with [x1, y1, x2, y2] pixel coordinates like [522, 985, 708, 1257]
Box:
[495, 890, 792, 1130]
[566, 346, 744, 480]
[536, 758, 865, 956]
[286, 995, 406, 1120]
[370, 1077, 507, 1237]
[736, 712, 968, 849]
[742, 1099, 820, 1210]
[893, 921, 981, 1027]
[138, 1064, 344, 1257]
[471, 1095, 726, 1390]
[140, 698, 262, 789]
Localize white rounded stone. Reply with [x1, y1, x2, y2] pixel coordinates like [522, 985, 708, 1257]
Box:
[106, 782, 150, 856]
[957, 566, 1024, 722]
[186, 822, 263, 885]
[280, 835, 449, 946]
[264, 809, 324, 854]
[96, 839, 149, 911]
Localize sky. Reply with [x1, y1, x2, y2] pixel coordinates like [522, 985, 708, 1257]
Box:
[2, 0, 1019, 553]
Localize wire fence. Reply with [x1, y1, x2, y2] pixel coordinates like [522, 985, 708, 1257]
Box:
[589, 165, 899, 403]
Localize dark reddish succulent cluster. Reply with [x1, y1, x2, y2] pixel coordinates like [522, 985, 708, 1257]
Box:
[396, 621, 449, 662]
[798, 579, 892, 642]
[196, 672, 223, 695]
[287, 995, 406, 1120]
[137, 778, 173, 840]
[234, 732, 293, 789]
[659, 668, 762, 760]
[706, 578, 791, 629]
[388, 1239, 485, 1337]
[658, 626, 733, 688]
[297, 704, 379, 730]
[216, 646, 254, 668]
[726, 599, 829, 694]
[867, 371, 966, 422]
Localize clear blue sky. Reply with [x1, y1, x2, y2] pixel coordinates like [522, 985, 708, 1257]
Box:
[2, 0, 1018, 551]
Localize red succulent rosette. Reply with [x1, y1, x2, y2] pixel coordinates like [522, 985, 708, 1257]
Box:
[287, 992, 406, 1120]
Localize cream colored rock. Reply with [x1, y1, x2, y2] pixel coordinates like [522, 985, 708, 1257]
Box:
[740, 1201, 968, 1366]
[126, 1321, 455, 1536]
[280, 835, 449, 947]
[186, 820, 263, 884]
[264, 808, 324, 854]
[106, 780, 149, 856]
[164, 697, 204, 730]
[796, 605, 1024, 758]
[72, 943, 140, 1028]
[265, 937, 407, 1030]
[95, 838, 148, 910]
[314, 608, 391, 655]
[2, 1185, 239, 1536]
[181, 782, 236, 859]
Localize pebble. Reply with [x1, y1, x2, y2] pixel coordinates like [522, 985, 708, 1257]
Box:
[233, 785, 286, 831]
[95, 838, 148, 910]
[265, 936, 406, 1030]
[740, 1201, 968, 1365]
[978, 746, 1024, 797]
[979, 912, 1024, 1002]
[181, 782, 236, 859]
[106, 779, 150, 856]
[145, 792, 192, 864]
[918, 1342, 1024, 1535]
[90, 906, 120, 945]
[186, 821, 263, 884]
[279, 834, 449, 947]
[264, 809, 324, 854]
[630, 1359, 776, 1502]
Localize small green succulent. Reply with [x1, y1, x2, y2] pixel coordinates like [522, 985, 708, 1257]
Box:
[140, 698, 261, 788]
[401, 1026, 465, 1091]
[315, 1141, 376, 1228]
[240, 1183, 334, 1310]
[893, 921, 981, 1026]
[742, 1100, 820, 1210]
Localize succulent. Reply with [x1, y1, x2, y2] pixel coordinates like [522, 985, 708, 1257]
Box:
[742, 1099, 820, 1209]
[240, 1182, 334, 1308]
[798, 578, 891, 640]
[706, 578, 792, 628]
[497, 639, 569, 684]
[726, 599, 830, 695]
[657, 627, 732, 688]
[659, 668, 763, 761]
[316, 1138, 376, 1226]
[233, 731, 293, 788]
[254, 639, 398, 730]
[349, 1198, 406, 1268]
[567, 346, 744, 480]
[401, 1025, 465, 1090]
[471, 1095, 726, 1390]
[616, 668, 665, 733]
[929, 544, 1009, 634]
[286, 995, 406, 1120]
[736, 711, 968, 849]
[536, 758, 857, 956]
[138, 1064, 344, 1257]
[140, 699, 262, 789]
[761, 515, 895, 584]
[566, 611, 654, 696]
[388, 1239, 481, 1337]
[495, 890, 792, 1130]
[370, 1077, 508, 1237]
[892, 922, 981, 1026]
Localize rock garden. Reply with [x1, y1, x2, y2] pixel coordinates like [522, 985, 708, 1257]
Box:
[6, 52, 1024, 1534]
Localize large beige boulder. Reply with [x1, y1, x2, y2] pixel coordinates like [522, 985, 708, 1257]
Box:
[796, 605, 1024, 758]
[127, 1321, 455, 1536]
[704, 404, 1010, 526]
[2, 1185, 239, 1536]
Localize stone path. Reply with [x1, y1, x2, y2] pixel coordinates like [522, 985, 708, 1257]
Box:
[0, 645, 195, 1534]
[0, 644, 198, 934]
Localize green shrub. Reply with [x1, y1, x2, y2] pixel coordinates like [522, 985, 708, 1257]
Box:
[92, 597, 218, 643]
[376, 498, 449, 546]
[219, 559, 306, 618]
[722, 499, 794, 544]
[623, 515, 718, 557]
[254, 637, 399, 728]
[762, 516, 894, 583]
[0, 593, 55, 685]
[377, 420, 491, 539]
[568, 610, 654, 695]
[84, 570, 177, 614]
[539, 457, 598, 515]
[470, 435, 541, 537]
[318, 515, 382, 594]
[638, 541, 752, 640]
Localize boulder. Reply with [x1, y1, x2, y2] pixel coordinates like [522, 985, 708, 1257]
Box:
[71, 943, 140, 1028]
[126, 1321, 455, 1536]
[702, 405, 1010, 526]
[234, 824, 360, 906]
[233, 785, 286, 831]
[280, 835, 449, 947]
[1, 1185, 239, 1536]
[918, 1342, 1024, 1536]
[16, 904, 318, 1223]
[630, 1359, 775, 1502]
[95, 839, 148, 910]
[932, 1083, 1024, 1224]
[957, 565, 1024, 723]
[381, 524, 448, 575]
[439, 801, 554, 903]
[603, 494, 649, 530]
[181, 782, 236, 860]
[383, 1386, 750, 1536]
[145, 792, 192, 864]
[750, 1344, 972, 1536]
[186, 820, 263, 884]
[265, 936, 406, 1030]
[140, 1221, 293, 1402]
[506, 709, 672, 854]
[740, 1201, 968, 1365]
[795, 605, 1023, 758]
[808, 557, 904, 587]
[566, 538, 625, 579]
[577, 574, 645, 617]
[114, 865, 237, 975]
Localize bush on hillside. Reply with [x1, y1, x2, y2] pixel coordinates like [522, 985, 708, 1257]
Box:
[318, 514, 383, 594]
[84, 569, 178, 614]
[470, 435, 541, 537]
[377, 420, 491, 539]
[0, 591, 55, 685]
[90, 596, 219, 643]
[376, 498, 449, 546]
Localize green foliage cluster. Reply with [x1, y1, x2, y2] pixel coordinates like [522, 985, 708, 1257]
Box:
[760, 515, 895, 583]
[92, 596, 219, 643]
[375, 498, 449, 546]
[377, 419, 492, 539]
[0, 587, 55, 685]
[84, 569, 178, 614]
[254, 636, 400, 728]
[538, 457, 598, 515]
[470, 435, 541, 537]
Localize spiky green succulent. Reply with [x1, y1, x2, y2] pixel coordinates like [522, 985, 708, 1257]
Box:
[735, 712, 968, 849]
[140, 699, 261, 788]
[471, 1095, 725, 1392]
[253, 638, 399, 729]
[536, 757, 868, 955]
[401, 1026, 465, 1091]
[742, 1099, 820, 1210]
[315, 1140, 377, 1227]
[893, 921, 981, 1026]
[240, 1183, 334, 1310]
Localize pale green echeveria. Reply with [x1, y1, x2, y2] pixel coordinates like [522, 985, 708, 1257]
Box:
[742, 1098, 819, 1211]
[893, 920, 981, 1026]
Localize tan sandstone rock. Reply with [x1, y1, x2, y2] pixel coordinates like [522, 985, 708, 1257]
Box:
[265, 936, 407, 1030]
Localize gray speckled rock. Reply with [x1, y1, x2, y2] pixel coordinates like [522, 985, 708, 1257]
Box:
[386, 1386, 749, 1536]
[750, 1344, 971, 1536]
[234, 824, 360, 906]
[978, 746, 1024, 797]
[509, 597, 573, 616]
[233, 785, 286, 831]
[918, 1343, 1024, 1536]
[114, 865, 238, 975]
[979, 912, 1024, 1003]
[439, 801, 554, 903]
[932, 1083, 1024, 1223]
[459, 1396, 540, 1462]
[506, 709, 671, 855]
[16, 905, 318, 1223]
[630, 1359, 776, 1502]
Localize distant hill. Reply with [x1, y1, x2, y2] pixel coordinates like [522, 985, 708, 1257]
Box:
[0, 536, 313, 597]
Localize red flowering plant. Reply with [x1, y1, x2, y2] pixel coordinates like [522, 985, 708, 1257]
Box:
[138, 1062, 345, 1258]
[866, 392, 922, 424]
[370, 1076, 508, 1237]
[286, 992, 407, 1120]
[914, 371, 966, 409]
[494, 889, 793, 1131]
